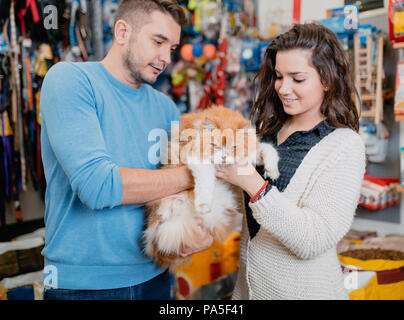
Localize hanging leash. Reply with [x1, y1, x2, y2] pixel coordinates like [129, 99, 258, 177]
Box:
[74, 24, 88, 61]
[90, 0, 104, 60]
[1, 81, 12, 199]
[6, 1, 25, 223]
[69, 0, 79, 47]
[17, 0, 40, 36]
[10, 1, 26, 193]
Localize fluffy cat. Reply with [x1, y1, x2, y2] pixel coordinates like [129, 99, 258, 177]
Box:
[143, 106, 279, 270]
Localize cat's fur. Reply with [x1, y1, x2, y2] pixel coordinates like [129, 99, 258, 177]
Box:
[143, 106, 279, 270]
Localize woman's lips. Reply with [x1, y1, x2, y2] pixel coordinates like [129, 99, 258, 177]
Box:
[282, 97, 298, 106]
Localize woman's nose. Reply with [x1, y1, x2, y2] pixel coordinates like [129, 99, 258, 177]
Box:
[278, 80, 292, 95]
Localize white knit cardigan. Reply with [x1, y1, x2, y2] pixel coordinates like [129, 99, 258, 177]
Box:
[232, 128, 366, 300]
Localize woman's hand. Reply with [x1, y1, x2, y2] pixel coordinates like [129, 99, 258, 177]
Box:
[215, 162, 266, 198]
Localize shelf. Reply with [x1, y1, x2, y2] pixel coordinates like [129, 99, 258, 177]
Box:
[361, 95, 376, 101]
[395, 114, 404, 121]
[393, 42, 404, 49]
[0, 218, 44, 242]
[396, 185, 404, 193]
[361, 110, 376, 117]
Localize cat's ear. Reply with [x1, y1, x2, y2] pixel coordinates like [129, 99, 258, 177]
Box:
[240, 120, 253, 131]
[244, 121, 253, 129]
[192, 120, 202, 128]
[202, 118, 217, 130]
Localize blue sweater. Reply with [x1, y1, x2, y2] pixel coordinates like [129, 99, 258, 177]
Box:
[40, 61, 180, 290]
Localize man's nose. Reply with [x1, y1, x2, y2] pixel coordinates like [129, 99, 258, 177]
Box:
[160, 48, 171, 66]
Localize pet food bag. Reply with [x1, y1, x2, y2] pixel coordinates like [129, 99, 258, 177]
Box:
[343, 229, 378, 245]
[174, 230, 240, 300]
[338, 236, 404, 300]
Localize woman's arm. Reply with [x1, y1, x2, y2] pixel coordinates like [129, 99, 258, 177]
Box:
[248, 139, 366, 260]
[216, 137, 366, 260]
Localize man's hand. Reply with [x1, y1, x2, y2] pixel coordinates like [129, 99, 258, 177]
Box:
[179, 216, 214, 257]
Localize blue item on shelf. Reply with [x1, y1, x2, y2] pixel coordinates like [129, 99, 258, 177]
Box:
[318, 4, 359, 35]
[192, 43, 204, 58]
[240, 39, 260, 72]
[223, 0, 243, 13]
[357, 24, 378, 46]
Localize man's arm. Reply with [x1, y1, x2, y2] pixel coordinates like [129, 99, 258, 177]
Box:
[119, 165, 194, 204]
[121, 165, 214, 256]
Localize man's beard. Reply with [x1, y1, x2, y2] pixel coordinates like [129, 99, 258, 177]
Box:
[123, 47, 155, 85]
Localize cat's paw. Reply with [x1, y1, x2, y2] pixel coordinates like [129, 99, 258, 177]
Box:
[186, 155, 201, 171]
[196, 203, 211, 214]
[264, 165, 280, 180]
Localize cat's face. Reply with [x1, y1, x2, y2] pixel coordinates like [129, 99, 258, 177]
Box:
[197, 118, 258, 165]
[178, 106, 258, 166]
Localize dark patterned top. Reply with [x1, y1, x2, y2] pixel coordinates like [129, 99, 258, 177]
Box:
[245, 120, 336, 239]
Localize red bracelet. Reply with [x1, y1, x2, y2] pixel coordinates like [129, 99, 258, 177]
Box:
[250, 180, 269, 203]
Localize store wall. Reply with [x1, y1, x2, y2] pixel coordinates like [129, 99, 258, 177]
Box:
[354, 11, 401, 224]
[257, 0, 344, 38]
[301, 0, 344, 22]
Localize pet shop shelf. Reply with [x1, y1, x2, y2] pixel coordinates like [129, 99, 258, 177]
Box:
[354, 34, 384, 124]
[396, 185, 404, 192]
[395, 114, 404, 121]
[359, 175, 400, 211]
[393, 42, 404, 49]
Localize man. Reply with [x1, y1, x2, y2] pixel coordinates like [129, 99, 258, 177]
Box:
[40, 0, 213, 300]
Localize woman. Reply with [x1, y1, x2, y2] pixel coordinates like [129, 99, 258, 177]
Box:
[215, 24, 366, 299]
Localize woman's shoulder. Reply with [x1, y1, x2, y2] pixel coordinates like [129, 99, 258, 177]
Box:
[319, 127, 365, 155]
[328, 127, 363, 144]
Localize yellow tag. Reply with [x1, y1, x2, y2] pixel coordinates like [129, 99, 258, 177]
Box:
[394, 11, 404, 35]
[0, 112, 13, 136]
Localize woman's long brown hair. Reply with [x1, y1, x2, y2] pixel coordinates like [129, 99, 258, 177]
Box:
[251, 23, 360, 138]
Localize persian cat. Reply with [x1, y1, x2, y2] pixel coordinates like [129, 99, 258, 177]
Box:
[143, 106, 279, 270]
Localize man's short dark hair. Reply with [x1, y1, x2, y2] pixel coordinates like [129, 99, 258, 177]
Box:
[113, 0, 187, 32]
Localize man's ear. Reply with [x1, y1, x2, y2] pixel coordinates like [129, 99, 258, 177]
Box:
[114, 19, 132, 45]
